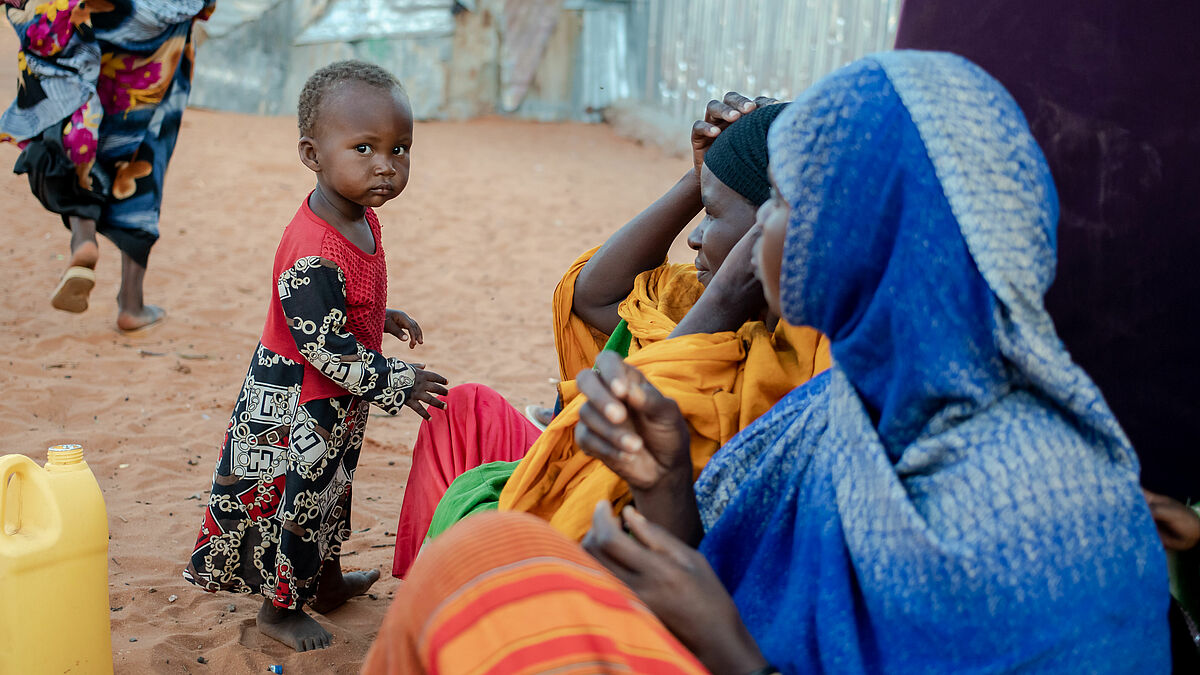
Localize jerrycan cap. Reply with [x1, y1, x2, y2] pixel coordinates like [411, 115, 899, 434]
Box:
[47, 444, 84, 466]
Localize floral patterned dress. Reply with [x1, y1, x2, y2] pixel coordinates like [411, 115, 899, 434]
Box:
[184, 204, 418, 610]
[1, 0, 214, 265]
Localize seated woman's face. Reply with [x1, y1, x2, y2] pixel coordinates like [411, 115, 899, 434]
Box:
[688, 165, 760, 286]
[752, 171, 788, 318]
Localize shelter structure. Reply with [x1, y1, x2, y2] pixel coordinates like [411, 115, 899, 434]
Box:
[191, 0, 900, 124]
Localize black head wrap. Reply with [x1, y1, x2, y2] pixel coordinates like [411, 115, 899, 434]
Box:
[702, 102, 790, 206]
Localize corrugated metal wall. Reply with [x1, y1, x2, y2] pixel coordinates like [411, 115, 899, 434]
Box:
[190, 0, 457, 119]
[627, 0, 899, 125]
[189, 0, 899, 121]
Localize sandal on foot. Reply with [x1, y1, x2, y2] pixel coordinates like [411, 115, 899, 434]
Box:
[524, 404, 553, 432]
[50, 266, 96, 313]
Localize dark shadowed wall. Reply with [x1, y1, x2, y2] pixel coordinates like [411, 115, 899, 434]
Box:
[896, 1, 1200, 499]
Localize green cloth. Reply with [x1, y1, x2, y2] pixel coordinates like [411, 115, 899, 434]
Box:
[424, 320, 633, 547]
[601, 318, 633, 358]
[424, 460, 522, 544]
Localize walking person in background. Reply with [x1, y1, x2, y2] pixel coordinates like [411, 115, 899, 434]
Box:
[1, 0, 214, 330]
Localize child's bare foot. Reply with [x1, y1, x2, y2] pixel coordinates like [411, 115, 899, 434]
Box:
[309, 556, 380, 614]
[116, 304, 166, 332]
[257, 600, 332, 652]
[309, 569, 380, 614]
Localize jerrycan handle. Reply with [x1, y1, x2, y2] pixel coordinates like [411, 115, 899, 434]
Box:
[0, 454, 38, 536]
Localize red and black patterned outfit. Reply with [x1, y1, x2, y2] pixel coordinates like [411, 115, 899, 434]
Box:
[184, 197, 415, 609]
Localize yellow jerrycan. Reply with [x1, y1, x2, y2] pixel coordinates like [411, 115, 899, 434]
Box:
[0, 445, 113, 675]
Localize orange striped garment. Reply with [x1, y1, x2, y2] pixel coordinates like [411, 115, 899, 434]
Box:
[361, 512, 708, 675]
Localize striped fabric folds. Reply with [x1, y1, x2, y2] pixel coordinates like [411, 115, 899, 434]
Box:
[363, 512, 707, 675]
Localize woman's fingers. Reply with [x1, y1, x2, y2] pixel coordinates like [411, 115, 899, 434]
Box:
[722, 91, 756, 114]
[584, 501, 657, 574]
[587, 541, 638, 588]
[592, 350, 642, 400]
[577, 396, 640, 457]
[593, 351, 670, 417]
[691, 120, 721, 144]
[625, 375, 670, 415]
[583, 505, 640, 583]
[575, 413, 629, 468]
[408, 317, 424, 343]
[622, 507, 694, 567]
[706, 97, 741, 125]
[701, 93, 758, 136]
[752, 95, 779, 108]
[576, 364, 628, 424]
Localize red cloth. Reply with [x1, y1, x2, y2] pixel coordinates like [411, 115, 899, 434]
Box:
[260, 195, 387, 403]
[392, 383, 540, 578]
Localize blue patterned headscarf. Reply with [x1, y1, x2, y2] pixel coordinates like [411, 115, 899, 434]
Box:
[694, 51, 1168, 674]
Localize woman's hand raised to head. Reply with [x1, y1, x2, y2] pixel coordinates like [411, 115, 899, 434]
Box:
[692, 92, 780, 181]
[574, 350, 692, 492]
[670, 223, 768, 339]
[583, 504, 769, 675]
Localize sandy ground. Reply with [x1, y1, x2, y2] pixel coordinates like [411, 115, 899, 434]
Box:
[0, 27, 697, 674]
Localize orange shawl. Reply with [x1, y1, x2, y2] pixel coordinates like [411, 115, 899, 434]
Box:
[501, 248, 831, 540]
[552, 246, 705, 385]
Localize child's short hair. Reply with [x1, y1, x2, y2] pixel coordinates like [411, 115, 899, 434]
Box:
[298, 60, 405, 137]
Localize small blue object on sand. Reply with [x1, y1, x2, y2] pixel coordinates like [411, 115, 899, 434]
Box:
[267, 667, 282, 674]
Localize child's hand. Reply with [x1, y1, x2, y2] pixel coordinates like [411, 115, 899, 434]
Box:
[691, 92, 779, 181]
[404, 364, 448, 420]
[385, 309, 423, 349]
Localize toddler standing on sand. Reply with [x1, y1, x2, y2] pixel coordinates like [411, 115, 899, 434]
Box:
[183, 61, 448, 652]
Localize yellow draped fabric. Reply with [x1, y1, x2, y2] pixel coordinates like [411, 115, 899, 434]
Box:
[552, 247, 705, 386]
[503, 249, 831, 541]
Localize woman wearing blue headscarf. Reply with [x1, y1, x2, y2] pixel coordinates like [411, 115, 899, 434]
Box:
[363, 51, 1168, 674]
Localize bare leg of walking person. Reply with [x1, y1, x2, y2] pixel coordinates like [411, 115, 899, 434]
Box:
[68, 216, 99, 269]
[115, 251, 164, 331]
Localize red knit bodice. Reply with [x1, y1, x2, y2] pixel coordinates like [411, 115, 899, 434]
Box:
[260, 196, 388, 402]
[320, 212, 387, 353]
